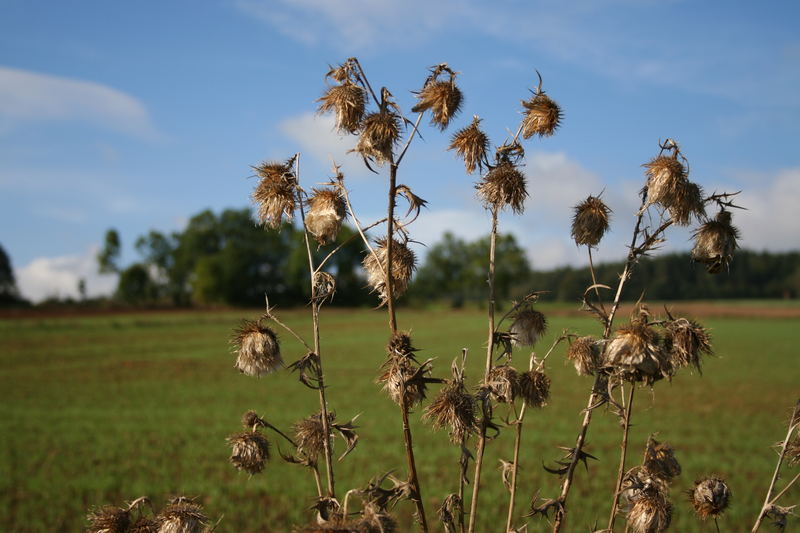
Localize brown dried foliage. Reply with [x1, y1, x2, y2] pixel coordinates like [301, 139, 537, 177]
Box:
[566, 336, 602, 376]
[86, 506, 130, 533]
[517, 370, 550, 407]
[157, 498, 208, 533]
[355, 111, 400, 164]
[412, 80, 463, 130]
[665, 317, 712, 372]
[318, 82, 366, 134]
[424, 378, 477, 443]
[643, 437, 681, 482]
[293, 412, 333, 460]
[449, 116, 488, 174]
[571, 195, 611, 247]
[486, 365, 519, 403]
[605, 315, 671, 384]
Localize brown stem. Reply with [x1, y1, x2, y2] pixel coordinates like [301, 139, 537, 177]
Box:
[752, 399, 800, 532]
[608, 384, 636, 530]
[468, 206, 499, 533]
[400, 386, 428, 532]
[386, 163, 399, 332]
[587, 246, 606, 314]
[769, 471, 800, 505]
[458, 435, 468, 533]
[312, 464, 323, 498]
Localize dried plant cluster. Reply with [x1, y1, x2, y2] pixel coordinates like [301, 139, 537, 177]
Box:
[88, 58, 793, 533]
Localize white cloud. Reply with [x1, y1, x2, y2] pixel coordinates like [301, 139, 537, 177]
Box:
[15, 246, 117, 303]
[733, 167, 800, 251]
[0, 66, 160, 139]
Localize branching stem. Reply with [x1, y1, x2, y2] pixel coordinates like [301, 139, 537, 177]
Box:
[608, 384, 636, 530]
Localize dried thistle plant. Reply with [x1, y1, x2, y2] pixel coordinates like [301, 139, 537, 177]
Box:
[643, 154, 686, 209]
[231, 319, 283, 377]
[566, 335, 602, 376]
[517, 369, 550, 408]
[643, 437, 681, 482]
[252, 159, 297, 228]
[571, 195, 611, 247]
[423, 363, 477, 443]
[318, 82, 366, 134]
[689, 477, 731, 520]
[520, 73, 562, 138]
[476, 162, 527, 214]
[157, 497, 208, 533]
[294, 412, 333, 461]
[86, 505, 130, 533]
[509, 307, 547, 347]
[692, 209, 741, 273]
[449, 116, 489, 174]
[664, 316, 712, 372]
[486, 365, 519, 404]
[363, 238, 416, 304]
[227, 431, 270, 475]
[605, 310, 671, 384]
[627, 491, 673, 533]
[668, 179, 705, 226]
[306, 188, 346, 245]
[412, 64, 463, 130]
[355, 100, 401, 165]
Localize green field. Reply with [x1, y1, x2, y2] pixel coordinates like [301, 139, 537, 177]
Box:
[1, 306, 798, 532]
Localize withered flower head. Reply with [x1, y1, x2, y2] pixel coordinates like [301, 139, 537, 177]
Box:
[477, 162, 527, 214]
[571, 195, 611, 247]
[363, 238, 416, 305]
[306, 188, 346, 245]
[665, 317, 712, 373]
[449, 116, 489, 174]
[605, 316, 671, 384]
[354, 111, 400, 164]
[643, 154, 687, 210]
[231, 319, 283, 377]
[691, 210, 740, 274]
[786, 435, 800, 467]
[643, 437, 681, 482]
[227, 431, 270, 475]
[241, 409, 265, 429]
[157, 498, 208, 533]
[627, 492, 673, 533]
[412, 66, 463, 130]
[566, 336, 602, 376]
[378, 355, 432, 407]
[486, 365, 519, 403]
[129, 517, 159, 533]
[317, 82, 366, 134]
[293, 412, 333, 460]
[86, 505, 130, 533]
[668, 180, 705, 226]
[423, 375, 476, 443]
[313, 271, 337, 304]
[437, 494, 463, 533]
[252, 160, 297, 229]
[359, 504, 398, 533]
[520, 93, 562, 138]
[517, 369, 550, 407]
[387, 332, 416, 358]
[509, 308, 547, 347]
[690, 477, 731, 520]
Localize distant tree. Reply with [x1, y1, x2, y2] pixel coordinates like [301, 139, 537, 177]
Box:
[97, 229, 121, 274]
[116, 263, 159, 305]
[0, 243, 26, 306]
[77, 278, 87, 301]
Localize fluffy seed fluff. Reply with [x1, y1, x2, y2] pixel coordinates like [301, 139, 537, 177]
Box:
[566, 336, 602, 376]
[293, 412, 333, 460]
[605, 315, 671, 384]
[354, 111, 400, 164]
[643, 437, 681, 482]
[86, 505, 130, 533]
[571, 195, 612, 247]
[423, 378, 477, 443]
[317, 82, 366, 134]
[252, 161, 296, 229]
[520, 93, 562, 138]
[486, 365, 519, 403]
[227, 431, 270, 475]
[665, 317, 712, 373]
[643, 155, 687, 210]
[306, 188, 346, 245]
[412, 79, 463, 130]
[449, 116, 489, 174]
[690, 477, 731, 520]
[509, 308, 547, 347]
[362, 238, 416, 305]
[476, 162, 527, 213]
[156, 498, 208, 533]
[517, 370, 550, 407]
[232, 320, 283, 377]
[691, 210, 740, 274]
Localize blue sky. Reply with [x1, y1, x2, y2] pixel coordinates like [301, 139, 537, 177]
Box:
[1, 0, 798, 301]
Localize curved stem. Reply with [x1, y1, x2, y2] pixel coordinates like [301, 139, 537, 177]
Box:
[608, 384, 636, 530]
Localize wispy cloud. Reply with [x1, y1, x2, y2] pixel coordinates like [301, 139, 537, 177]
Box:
[733, 167, 800, 251]
[15, 246, 117, 303]
[0, 66, 162, 139]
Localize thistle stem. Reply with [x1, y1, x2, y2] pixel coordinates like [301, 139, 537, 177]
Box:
[467, 206, 499, 533]
[458, 436, 468, 533]
[587, 246, 606, 313]
[506, 402, 528, 532]
[608, 384, 636, 530]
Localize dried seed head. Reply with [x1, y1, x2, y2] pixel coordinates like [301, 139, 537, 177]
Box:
[157, 498, 207, 533]
[293, 412, 333, 460]
[86, 505, 130, 533]
[354, 111, 400, 164]
[605, 318, 671, 384]
[227, 431, 270, 475]
[437, 494, 463, 533]
[643, 437, 681, 482]
[477, 162, 527, 213]
[387, 332, 416, 358]
[363, 238, 416, 305]
[241, 409, 265, 429]
[521, 93, 562, 138]
[690, 477, 731, 520]
[566, 336, 602, 376]
[571, 195, 612, 247]
[517, 370, 550, 407]
[692, 210, 741, 274]
[129, 517, 159, 533]
[306, 188, 346, 245]
[486, 365, 519, 403]
[786, 435, 800, 467]
[378, 355, 430, 407]
[423, 379, 477, 443]
[359, 505, 398, 533]
[668, 180, 705, 226]
[620, 466, 668, 512]
[313, 271, 337, 304]
[449, 116, 489, 174]
[509, 308, 547, 347]
[643, 155, 687, 210]
[252, 161, 296, 229]
[665, 317, 712, 373]
[627, 491, 673, 533]
[412, 80, 463, 130]
[317, 82, 366, 134]
[231, 320, 283, 377]
[764, 504, 793, 532]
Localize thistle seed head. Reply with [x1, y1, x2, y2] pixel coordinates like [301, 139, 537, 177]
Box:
[378, 355, 429, 407]
[643, 437, 681, 482]
[317, 82, 366, 134]
[566, 336, 602, 376]
[509, 308, 547, 347]
[605, 319, 671, 384]
[354, 111, 400, 164]
[571, 195, 612, 247]
[387, 332, 416, 358]
[359, 505, 398, 533]
[449, 116, 489, 174]
[412, 79, 463, 130]
[437, 494, 463, 533]
[620, 466, 668, 511]
[313, 271, 337, 304]
[486, 365, 519, 403]
[521, 93, 562, 138]
[786, 435, 800, 467]
[668, 180, 705, 226]
[252, 160, 297, 229]
[664, 317, 712, 373]
[643, 155, 687, 210]
[231, 319, 283, 377]
[157, 498, 208, 533]
[517, 369, 550, 407]
[690, 477, 731, 520]
[477, 162, 527, 214]
[227, 431, 270, 475]
[293, 412, 333, 460]
[306, 188, 346, 245]
[129, 517, 159, 533]
[241, 409, 265, 429]
[691, 210, 740, 274]
[363, 238, 416, 305]
[86, 505, 130, 533]
[423, 379, 477, 443]
[627, 492, 673, 533]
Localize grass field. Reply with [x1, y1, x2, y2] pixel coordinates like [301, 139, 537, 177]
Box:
[1, 304, 798, 532]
